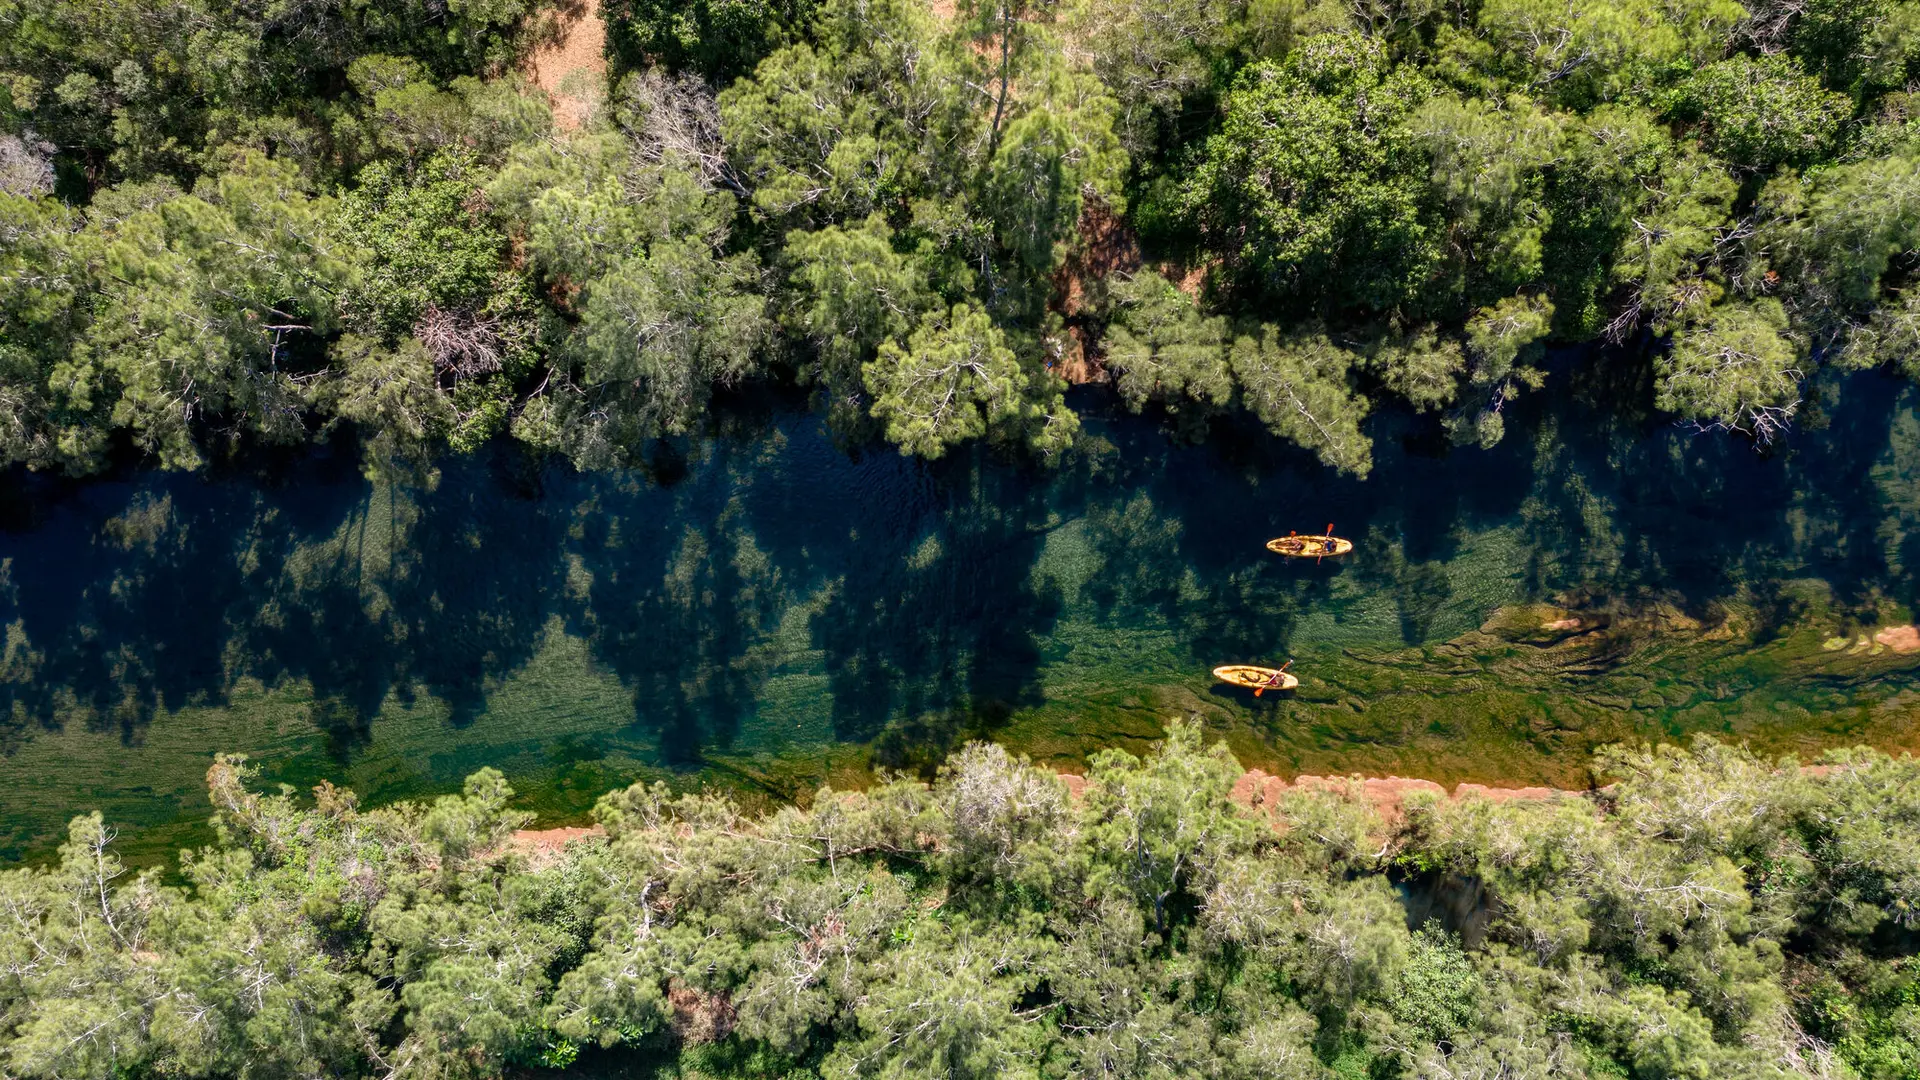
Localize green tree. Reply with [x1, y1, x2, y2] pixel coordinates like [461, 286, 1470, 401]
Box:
[1183, 34, 1439, 313]
[823, 922, 1049, 1080]
[982, 70, 1127, 277]
[1607, 144, 1738, 336]
[1390, 927, 1482, 1044]
[718, 0, 980, 232]
[333, 57, 553, 170]
[0, 0, 549, 189]
[6, 730, 1920, 1078]
[1847, 285, 1920, 378]
[318, 335, 460, 478]
[937, 741, 1071, 890]
[329, 150, 540, 462]
[1769, 0, 1920, 94]
[1105, 275, 1385, 469]
[1538, 104, 1676, 336]
[0, 192, 102, 471]
[1229, 326, 1374, 476]
[491, 92, 770, 468]
[1450, 293, 1553, 447]
[1677, 54, 1851, 171]
[1757, 147, 1920, 324]
[73, 154, 348, 469]
[1792, 746, 1920, 936]
[0, 814, 168, 1079]
[1066, 0, 1239, 160]
[1409, 93, 1563, 303]
[152, 842, 394, 1079]
[1100, 270, 1233, 419]
[603, 0, 818, 83]
[785, 216, 939, 430]
[568, 239, 768, 433]
[723, 0, 1123, 329]
[1077, 720, 1257, 937]
[1473, 0, 1744, 108]
[863, 303, 1072, 459]
[1655, 299, 1802, 442]
[1369, 324, 1465, 416]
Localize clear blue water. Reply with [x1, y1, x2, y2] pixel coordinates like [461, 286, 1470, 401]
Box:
[4, 352, 1920, 862]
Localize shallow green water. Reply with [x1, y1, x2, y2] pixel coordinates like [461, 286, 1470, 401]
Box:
[5, 353, 1920, 863]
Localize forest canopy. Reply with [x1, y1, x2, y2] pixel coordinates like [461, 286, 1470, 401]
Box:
[4, 0, 1920, 476]
[0, 727, 1916, 1078]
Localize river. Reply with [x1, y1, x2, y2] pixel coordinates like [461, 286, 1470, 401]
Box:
[4, 349, 1920, 863]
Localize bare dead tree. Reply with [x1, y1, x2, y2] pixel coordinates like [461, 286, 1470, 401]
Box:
[617, 68, 742, 196]
[1603, 294, 1645, 344]
[0, 131, 56, 198]
[1736, 0, 1807, 53]
[414, 303, 506, 379]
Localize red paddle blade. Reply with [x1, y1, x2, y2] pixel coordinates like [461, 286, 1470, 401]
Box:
[1254, 686, 1265, 697]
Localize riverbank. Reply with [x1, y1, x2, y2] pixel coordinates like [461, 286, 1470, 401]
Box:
[509, 753, 1892, 866]
[503, 768, 1566, 864]
[16, 729, 1919, 1080]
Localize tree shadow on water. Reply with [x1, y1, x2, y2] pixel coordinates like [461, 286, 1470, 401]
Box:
[561, 437, 788, 766]
[1065, 347, 1920, 660]
[6, 353, 1920, 792]
[378, 452, 570, 729]
[0, 450, 374, 745]
[0, 440, 574, 762]
[720, 435, 1069, 759]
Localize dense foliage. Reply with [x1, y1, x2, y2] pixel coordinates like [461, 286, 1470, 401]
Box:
[4, 0, 1920, 475]
[0, 726, 1916, 1078]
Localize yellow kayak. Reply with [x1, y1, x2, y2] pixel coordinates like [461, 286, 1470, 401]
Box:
[1212, 665, 1299, 691]
[1266, 534, 1352, 557]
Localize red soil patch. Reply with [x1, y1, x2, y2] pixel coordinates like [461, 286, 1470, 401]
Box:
[1054, 327, 1102, 385]
[1050, 200, 1142, 385]
[525, 0, 607, 131]
[1452, 782, 1562, 802]
[1053, 768, 1563, 825]
[505, 762, 1851, 870]
[1230, 770, 1560, 827]
[505, 824, 604, 868]
[1874, 625, 1920, 652]
[1056, 200, 1143, 318]
[668, 982, 738, 1044]
[1165, 261, 1210, 300]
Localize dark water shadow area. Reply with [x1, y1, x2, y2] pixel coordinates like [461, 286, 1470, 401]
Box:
[4, 349, 1920, 862]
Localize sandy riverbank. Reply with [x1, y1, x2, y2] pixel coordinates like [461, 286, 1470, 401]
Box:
[507, 770, 1567, 857]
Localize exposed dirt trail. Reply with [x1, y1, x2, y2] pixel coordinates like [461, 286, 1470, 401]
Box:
[525, 0, 607, 131]
[505, 772, 1564, 857]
